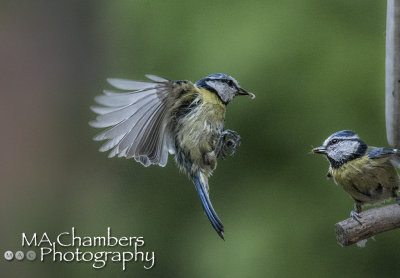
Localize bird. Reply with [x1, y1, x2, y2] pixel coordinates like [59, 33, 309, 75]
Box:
[89, 73, 255, 239]
[312, 130, 400, 222]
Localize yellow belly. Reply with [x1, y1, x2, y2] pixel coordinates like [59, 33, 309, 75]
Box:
[175, 88, 226, 173]
[330, 155, 400, 204]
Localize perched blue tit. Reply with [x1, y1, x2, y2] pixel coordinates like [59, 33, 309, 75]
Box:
[89, 73, 255, 239]
[313, 130, 400, 221]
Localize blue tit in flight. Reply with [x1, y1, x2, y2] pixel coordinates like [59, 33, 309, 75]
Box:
[313, 130, 400, 221]
[90, 73, 255, 239]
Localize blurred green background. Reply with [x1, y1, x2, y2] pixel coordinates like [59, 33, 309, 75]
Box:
[1, 0, 398, 277]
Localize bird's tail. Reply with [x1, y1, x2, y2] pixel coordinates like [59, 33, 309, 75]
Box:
[192, 172, 224, 239]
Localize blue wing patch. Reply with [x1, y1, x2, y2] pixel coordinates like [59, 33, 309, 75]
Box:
[368, 148, 396, 159]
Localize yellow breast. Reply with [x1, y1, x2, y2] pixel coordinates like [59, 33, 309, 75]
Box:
[330, 155, 400, 203]
[198, 87, 225, 107]
[175, 87, 226, 165]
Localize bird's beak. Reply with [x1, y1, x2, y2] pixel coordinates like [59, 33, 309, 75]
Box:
[312, 146, 327, 154]
[237, 88, 256, 99]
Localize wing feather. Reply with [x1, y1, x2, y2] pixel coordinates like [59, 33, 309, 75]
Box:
[116, 99, 163, 156]
[90, 75, 193, 167]
[159, 132, 170, 166]
[368, 147, 400, 168]
[92, 97, 158, 141]
[91, 93, 159, 128]
[98, 134, 125, 152]
[129, 107, 165, 160]
[145, 74, 169, 82]
[93, 89, 158, 107]
[136, 101, 169, 162]
[90, 105, 122, 115]
[107, 78, 158, 90]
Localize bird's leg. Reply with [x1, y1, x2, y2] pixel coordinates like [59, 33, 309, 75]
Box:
[215, 130, 241, 159]
[224, 130, 241, 156]
[350, 201, 363, 224]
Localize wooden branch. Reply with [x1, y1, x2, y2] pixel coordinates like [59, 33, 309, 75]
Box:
[385, 0, 400, 148]
[335, 204, 400, 246]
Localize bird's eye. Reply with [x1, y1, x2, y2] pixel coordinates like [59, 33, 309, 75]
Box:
[331, 139, 338, 144]
[227, 80, 234, 86]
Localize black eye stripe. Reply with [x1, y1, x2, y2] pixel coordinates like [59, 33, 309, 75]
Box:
[212, 78, 234, 85]
[328, 138, 359, 146]
[327, 139, 339, 146]
[202, 78, 237, 89]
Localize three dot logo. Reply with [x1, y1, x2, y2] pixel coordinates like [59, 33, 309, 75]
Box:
[26, 251, 36, 261]
[3, 250, 36, 262]
[4, 251, 13, 261]
[15, 251, 24, 261]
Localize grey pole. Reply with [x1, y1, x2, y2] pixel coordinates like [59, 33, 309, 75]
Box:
[386, 0, 400, 147]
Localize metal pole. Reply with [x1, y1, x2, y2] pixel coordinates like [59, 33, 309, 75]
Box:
[386, 0, 400, 148]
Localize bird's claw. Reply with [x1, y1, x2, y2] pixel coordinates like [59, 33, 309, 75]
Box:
[350, 210, 362, 225]
[224, 130, 241, 142]
[216, 130, 241, 159]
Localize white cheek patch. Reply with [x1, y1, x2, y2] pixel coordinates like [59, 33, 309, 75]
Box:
[327, 147, 343, 162]
[328, 141, 359, 162]
[206, 81, 224, 93]
[205, 81, 235, 103]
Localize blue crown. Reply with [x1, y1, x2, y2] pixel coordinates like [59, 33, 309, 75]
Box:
[205, 73, 230, 79]
[331, 130, 357, 138]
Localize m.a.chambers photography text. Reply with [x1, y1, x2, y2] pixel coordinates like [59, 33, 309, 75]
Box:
[22, 227, 155, 270]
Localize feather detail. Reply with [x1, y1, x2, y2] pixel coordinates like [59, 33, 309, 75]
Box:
[192, 172, 224, 239]
[90, 75, 185, 167]
[107, 78, 159, 91]
[145, 74, 169, 83]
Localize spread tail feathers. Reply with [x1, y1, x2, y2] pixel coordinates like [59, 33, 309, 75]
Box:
[192, 173, 224, 239]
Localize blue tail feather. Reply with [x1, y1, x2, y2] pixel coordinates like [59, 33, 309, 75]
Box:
[192, 173, 224, 239]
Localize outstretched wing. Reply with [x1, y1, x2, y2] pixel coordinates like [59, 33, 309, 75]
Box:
[368, 147, 400, 168]
[89, 74, 182, 167]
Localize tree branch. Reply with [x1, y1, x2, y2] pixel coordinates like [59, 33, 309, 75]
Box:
[335, 204, 400, 246]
